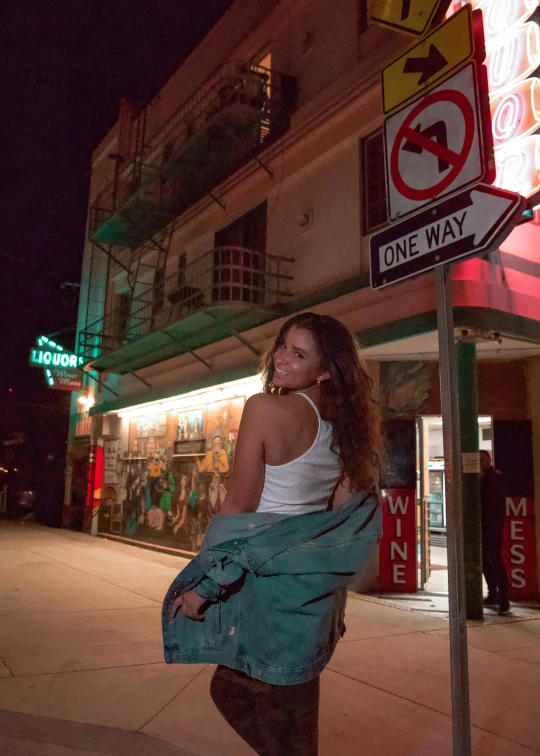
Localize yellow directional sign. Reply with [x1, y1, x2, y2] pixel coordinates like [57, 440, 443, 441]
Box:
[370, 0, 451, 37]
[382, 5, 476, 114]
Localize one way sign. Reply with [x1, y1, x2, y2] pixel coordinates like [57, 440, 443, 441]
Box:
[370, 184, 524, 289]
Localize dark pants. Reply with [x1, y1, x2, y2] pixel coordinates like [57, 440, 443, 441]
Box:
[482, 528, 509, 607]
[210, 665, 320, 756]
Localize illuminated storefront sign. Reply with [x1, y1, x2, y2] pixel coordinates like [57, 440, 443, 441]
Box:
[30, 348, 83, 368]
[28, 335, 84, 390]
[451, 0, 540, 197]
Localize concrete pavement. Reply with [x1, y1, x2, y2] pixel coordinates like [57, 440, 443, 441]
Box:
[0, 521, 539, 755]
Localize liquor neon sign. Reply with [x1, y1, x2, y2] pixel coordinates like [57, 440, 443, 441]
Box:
[29, 335, 84, 390]
[451, 0, 540, 197]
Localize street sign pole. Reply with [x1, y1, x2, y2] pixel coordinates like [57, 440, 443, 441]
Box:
[436, 263, 471, 756]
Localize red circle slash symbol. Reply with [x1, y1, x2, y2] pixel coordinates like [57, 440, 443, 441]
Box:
[390, 89, 475, 202]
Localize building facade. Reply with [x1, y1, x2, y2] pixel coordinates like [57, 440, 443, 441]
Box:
[67, 0, 540, 598]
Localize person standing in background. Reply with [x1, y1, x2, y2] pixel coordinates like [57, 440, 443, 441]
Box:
[480, 450, 510, 616]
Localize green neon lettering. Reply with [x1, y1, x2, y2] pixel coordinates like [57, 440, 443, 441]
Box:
[69, 355, 78, 367]
[43, 352, 52, 365]
[60, 354, 69, 367]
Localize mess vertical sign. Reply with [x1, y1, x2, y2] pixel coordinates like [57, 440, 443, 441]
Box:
[379, 489, 417, 591]
[503, 496, 539, 600]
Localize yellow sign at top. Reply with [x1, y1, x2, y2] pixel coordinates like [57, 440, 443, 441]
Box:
[382, 5, 476, 114]
[369, 0, 452, 37]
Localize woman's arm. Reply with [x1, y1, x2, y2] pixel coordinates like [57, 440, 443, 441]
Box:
[219, 394, 266, 514]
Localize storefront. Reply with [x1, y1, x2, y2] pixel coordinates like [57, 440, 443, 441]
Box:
[88, 374, 262, 555]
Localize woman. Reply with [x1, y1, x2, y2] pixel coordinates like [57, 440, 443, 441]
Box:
[166, 312, 380, 755]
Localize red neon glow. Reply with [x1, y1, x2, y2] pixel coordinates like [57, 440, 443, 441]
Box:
[491, 78, 540, 145]
[482, 0, 539, 39]
[487, 22, 540, 95]
[493, 135, 540, 195]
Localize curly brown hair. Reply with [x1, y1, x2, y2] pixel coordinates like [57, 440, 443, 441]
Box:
[260, 312, 380, 493]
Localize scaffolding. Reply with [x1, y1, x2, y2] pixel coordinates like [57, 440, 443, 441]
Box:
[79, 246, 294, 369]
[88, 61, 297, 250]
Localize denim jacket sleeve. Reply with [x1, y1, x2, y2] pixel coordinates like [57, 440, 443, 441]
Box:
[193, 556, 246, 601]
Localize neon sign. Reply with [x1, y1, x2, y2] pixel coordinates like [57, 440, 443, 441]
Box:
[491, 78, 540, 145]
[28, 336, 84, 391]
[451, 0, 540, 197]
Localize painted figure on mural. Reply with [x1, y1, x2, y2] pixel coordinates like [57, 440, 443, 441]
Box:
[172, 473, 189, 535]
[148, 449, 164, 509]
[159, 456, 176, 526]
[226, 430, 238, 467]
[170, 466, 203, 550]
[186, 466, 202, 550]
[191, 415, 202, 440]
[139, 469, 151, 524]
[208, 471, 227, 517]
[124, 464, 142, 536]
[196, 433, 230, 474]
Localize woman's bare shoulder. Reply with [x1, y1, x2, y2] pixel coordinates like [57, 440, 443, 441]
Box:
[243, 392, 299, 419]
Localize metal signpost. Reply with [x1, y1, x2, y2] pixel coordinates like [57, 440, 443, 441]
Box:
[369, 3, 525, 754]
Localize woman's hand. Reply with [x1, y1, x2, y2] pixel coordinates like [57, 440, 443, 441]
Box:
[171, 590, 206, 621]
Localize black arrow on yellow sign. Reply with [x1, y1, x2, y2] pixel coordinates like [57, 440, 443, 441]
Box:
[401, 0, 412, 20]
[403, 44, 448, 85]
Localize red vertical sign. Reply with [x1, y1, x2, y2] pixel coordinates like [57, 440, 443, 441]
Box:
[503, 497, 538, 601]
[379, 488, 417, 592]
[84, 444, 104, 533]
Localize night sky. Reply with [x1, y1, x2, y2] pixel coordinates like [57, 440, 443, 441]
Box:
[2, 0, 233, 402]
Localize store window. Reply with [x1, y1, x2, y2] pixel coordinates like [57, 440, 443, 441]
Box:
[362, 129, 387, 233]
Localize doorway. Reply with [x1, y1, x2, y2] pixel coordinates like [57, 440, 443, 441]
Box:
[416, 415, 493, 592]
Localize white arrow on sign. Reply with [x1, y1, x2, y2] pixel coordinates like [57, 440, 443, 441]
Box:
[370, 183, 525, 289]
[379, 188, 515, 273]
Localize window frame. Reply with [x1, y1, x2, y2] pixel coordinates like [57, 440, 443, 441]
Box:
[361, 128, 388, 235]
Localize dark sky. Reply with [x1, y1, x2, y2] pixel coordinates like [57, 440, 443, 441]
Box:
[1, 0, 233, 402]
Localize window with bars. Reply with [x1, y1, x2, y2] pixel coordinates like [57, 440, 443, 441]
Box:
[213, 202, 267, 304]
[177, 253, 187, 286]
[152, 268, 165, 314]
[115, 292, 131, 343]
[362, 129, 388, 233]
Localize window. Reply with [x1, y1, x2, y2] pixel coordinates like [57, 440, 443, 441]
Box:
[115, 292, 131, 343]
[213, 202, 267, 304]
[358, 0, 368, 35]
[152, 268, 165, 314]
[177, 253, 187, 287]
[215, 201, 267, 251]
[362, 130, 388, 233]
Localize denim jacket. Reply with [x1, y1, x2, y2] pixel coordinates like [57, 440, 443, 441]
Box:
[162, 492, 381, 686]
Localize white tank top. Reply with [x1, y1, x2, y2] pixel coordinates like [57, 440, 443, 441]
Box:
[257, 392, 341, 515]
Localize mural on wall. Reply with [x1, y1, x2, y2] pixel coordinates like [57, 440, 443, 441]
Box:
[97, 397, 244, 553]
[380, 361, 435, 419]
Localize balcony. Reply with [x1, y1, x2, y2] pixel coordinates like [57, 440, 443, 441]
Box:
[79, 247, 294, 373]
[89, 62, 297, 249]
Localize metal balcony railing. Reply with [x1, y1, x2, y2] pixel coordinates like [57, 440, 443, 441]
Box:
[79, 247, 294, 365]
[89, 62, 297, 248]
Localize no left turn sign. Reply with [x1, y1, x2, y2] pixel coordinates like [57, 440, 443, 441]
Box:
[385, 63, 489, 221]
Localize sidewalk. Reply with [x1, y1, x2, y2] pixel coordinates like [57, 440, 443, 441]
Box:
[0, 522, 539, 756]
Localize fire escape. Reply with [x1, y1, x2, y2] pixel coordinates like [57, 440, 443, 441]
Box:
[80, 61, 297, 374]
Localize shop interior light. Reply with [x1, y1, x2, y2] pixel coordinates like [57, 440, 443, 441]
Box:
[115, 374, 263, 420]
